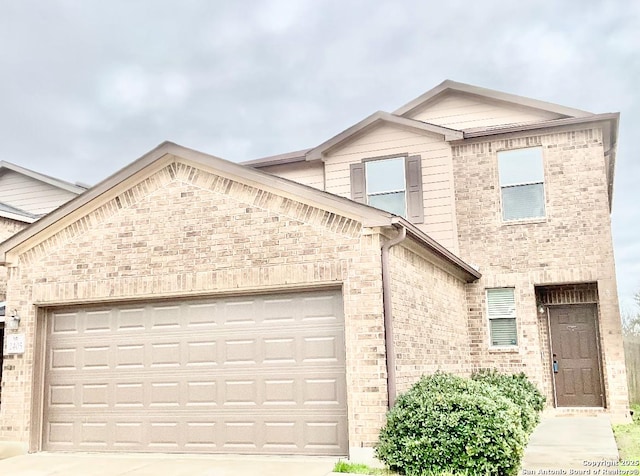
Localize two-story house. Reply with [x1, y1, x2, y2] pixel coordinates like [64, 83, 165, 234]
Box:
[0, 81, 629, 461]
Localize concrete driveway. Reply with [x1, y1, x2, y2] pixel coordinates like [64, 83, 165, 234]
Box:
[0, 452, 338, 476]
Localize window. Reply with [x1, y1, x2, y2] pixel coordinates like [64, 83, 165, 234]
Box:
[498, 147, 545, 221]
[365, 157, 406, 216]
[486, 288, 517, 346]
[349, 155, 424, 223]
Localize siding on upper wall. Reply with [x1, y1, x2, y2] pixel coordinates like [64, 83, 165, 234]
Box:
[257, 161, 324, 190]
[0, 217, 29, 299]
[0, 171, 79, 215]
[409, 93, 565, 130]
[323, 124, 458, 253]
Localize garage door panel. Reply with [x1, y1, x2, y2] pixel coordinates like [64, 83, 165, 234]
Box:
[43, 290, 347, 455]
[48, 384, 76, 408]
[83, 310, 112, 332]
[303, 419, 346, 451]
[148, 422, 181, 448]
[150, 342, 181, 368]
[263, 421, 298, 450]
[184, 421, 217, 449]
[117, 307, 146, 331]
[46, 368, 346, 411]
[80, 422, 109, 447]
[114, 422, 144, 448]
[45, 414, 347, 455]
[186, 381, 218, 406]
[150, 304, 183, 329]
[83, 345, 110, 369]
[81, 383, 109, 407]
[47, 421, 75, 446]
[116, 343, 145, 369]
[48, 295, 344, 335]
[48, 332, 344, 372]
[302, 335, 343, 362]
[186, 340, 217, 366]
[115, 382, 145, 407]
[51, 312, 80, 334]
[185, 301, 219, 325]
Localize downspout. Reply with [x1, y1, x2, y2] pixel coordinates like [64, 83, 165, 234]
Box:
[381, 224, 407, 408]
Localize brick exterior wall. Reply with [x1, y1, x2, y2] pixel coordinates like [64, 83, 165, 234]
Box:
[389, 239, 470, 394]
[453, 126, 630, 421]
[0, 162, 395, 451]
[0, 217, 28, 300]
[0, 119, 630, 454]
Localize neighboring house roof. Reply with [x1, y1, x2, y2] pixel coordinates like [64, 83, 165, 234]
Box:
[393, 79, 593, 119]
[0, 141, 480, 282]
[0, 201, 39, 224]
[0, 161, 88, 194]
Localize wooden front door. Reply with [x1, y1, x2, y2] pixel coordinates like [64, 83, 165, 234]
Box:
[550, 304, 604, 407]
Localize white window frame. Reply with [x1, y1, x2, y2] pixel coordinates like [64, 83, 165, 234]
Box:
[498, 147, 546, 222]
[486, 287, 518, 348]
[364, 156, 407, 217]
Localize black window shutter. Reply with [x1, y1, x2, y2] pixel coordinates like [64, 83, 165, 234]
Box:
[406, 155, 424, 223]
[350, 162, 366, 203]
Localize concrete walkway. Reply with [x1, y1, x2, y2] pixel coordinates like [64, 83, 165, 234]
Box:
[520, 414, 619, 473]
[0, 452, 338, 476]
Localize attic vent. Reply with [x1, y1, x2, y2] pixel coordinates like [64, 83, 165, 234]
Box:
[537, 283, 598, 305]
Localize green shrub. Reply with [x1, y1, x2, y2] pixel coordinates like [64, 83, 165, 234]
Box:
[376, 373, 526, 476]
[471, 369, 546, 433]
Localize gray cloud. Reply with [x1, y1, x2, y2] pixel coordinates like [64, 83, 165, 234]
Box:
[0, 0, 638, 306]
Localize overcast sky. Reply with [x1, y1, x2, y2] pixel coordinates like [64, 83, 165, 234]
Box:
[0, 1, 638, 310]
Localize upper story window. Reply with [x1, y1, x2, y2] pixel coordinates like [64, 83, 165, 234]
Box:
[350, 154, 424, 223]
[498, 147, 546, 221]
[365, 157, 406, 216]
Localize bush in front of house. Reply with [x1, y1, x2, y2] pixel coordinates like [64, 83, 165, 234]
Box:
[472, 369, 546, 433]
[375, 373, 527, 476]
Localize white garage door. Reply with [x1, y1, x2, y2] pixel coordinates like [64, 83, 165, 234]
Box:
[42, 290, 348, 455]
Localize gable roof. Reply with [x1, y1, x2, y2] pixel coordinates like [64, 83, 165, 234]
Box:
[245, 80, 603, 168]
[305, 111, 463, 161]
[0, 141, 480, 282]
[393, 79, 593, 119]
[0, 161, 88, 194]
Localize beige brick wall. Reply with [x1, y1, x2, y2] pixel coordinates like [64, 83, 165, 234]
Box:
[453, 126, 629, 420]
[389, 239, 470, 394]
[0, 161, 390, 450]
